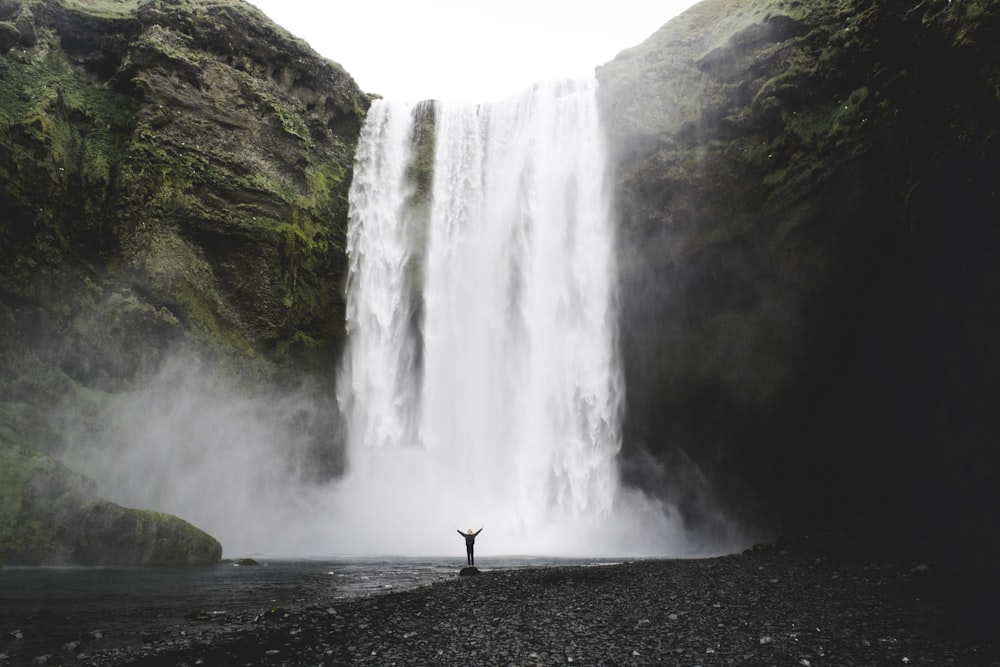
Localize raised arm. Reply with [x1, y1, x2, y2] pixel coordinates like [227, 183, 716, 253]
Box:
[474, 527, 483, 536]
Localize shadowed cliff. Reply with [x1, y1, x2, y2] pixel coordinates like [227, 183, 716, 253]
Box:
[597, 0, 1000, 626]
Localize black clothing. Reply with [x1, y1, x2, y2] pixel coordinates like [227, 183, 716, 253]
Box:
[457, 529, 482, 565]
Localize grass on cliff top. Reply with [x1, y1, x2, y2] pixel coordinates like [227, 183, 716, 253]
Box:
[58, 0, 306, 50]
[56, 0, 140, 18]
[58, 0, 249, 18]
[636, 0, 812, 58]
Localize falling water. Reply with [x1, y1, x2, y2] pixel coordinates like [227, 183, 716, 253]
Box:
[337, 79, 688, 556]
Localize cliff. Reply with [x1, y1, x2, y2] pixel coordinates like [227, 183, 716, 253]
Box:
[0, 0, 368, 564]
[0, 0, 368, 382]
[597, 0, 1000, 612]
[2, 0, 999, 599]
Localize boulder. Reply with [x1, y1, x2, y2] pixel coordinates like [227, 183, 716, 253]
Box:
[0, 20, 18, 53]
[0, 438, 221, 566]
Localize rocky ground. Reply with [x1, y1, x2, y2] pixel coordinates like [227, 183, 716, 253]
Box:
[3, 538, 998, 666]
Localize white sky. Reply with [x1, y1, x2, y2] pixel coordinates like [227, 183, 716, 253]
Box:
[248, 1, 700, 103]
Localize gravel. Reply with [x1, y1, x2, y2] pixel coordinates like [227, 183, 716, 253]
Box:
[4, 539, 998, 666]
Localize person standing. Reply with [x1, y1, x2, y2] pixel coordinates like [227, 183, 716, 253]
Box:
[456, 527, 483, 565]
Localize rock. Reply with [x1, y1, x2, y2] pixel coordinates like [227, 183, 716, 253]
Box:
[459, 566, 480, 576]
[75, 501, 222, 567]
[84, 554, 996, 665]
[0, 438, 221, 566]
[1, 0, 361, 567]
[1, 0, 370, 401]
[596, 0, 1000, 575]
[0, 20, 19, 52]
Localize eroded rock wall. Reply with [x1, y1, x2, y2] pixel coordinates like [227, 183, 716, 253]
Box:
[0, 0, 369, 394]
[0, 0, 369, 563]
[597, 0, 1000, 582]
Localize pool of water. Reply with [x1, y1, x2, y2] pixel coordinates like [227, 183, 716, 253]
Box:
[0, 556, 619, 662]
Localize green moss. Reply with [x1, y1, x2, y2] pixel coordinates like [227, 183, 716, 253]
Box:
[57, 0, 142, 19]
[1, 438, 222, 566]
[0, 45, 138, 284]
[0, 440, 49, 554]
[406, 101, 436, 207]
[273, 97, 312, 147]
[2, 0, 367, 384]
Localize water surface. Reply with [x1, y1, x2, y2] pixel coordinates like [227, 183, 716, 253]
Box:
[0, 557, 619, 658]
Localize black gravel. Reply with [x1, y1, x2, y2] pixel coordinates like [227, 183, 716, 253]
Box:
[3, 540, 998, 666]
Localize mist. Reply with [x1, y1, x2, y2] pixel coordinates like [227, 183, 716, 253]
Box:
[52, 82, 754, 562]
[55, 352, 742, 558]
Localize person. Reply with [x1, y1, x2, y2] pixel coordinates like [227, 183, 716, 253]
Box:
[456, 526, 483, 565]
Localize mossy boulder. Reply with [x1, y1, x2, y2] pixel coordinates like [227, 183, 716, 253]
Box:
[0, 20, 19, 52]
[1, 437, 222, 565]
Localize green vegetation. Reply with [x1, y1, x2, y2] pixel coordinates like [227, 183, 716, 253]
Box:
[0, 0, 369, 563]
[0, 439, 53, 557]
[1, 437, 222, 566]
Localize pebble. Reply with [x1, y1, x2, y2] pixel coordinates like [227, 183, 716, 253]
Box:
[4, 542, 998, 665]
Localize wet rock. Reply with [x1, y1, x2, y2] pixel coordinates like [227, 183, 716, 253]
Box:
[1, 441, 222, 567]
[0, 20, 19, 53]
[459, 566, 480, 576]
[65, 544, 997, 666]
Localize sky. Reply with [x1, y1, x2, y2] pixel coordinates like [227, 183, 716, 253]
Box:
[247, 1, 700, 103]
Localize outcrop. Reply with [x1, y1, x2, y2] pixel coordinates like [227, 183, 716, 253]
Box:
[596, 0, 1000, 607]
[0, 0, 368, 564]
[1, 437, 222, 565]
[0, 0, 368, 386]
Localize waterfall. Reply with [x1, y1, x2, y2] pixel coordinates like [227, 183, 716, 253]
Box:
[337, 79, 686, 556]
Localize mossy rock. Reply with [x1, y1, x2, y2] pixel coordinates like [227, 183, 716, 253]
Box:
[0, 438, 222, 566]
[0, 20, 19, 52]
[0, 0, 370, 395]
[75, 501, 222, 567]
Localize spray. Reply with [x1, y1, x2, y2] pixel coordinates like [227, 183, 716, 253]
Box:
[336, 80, 692, 556]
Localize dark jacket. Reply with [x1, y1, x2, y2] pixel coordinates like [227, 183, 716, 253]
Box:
[458, 529, 482, 546]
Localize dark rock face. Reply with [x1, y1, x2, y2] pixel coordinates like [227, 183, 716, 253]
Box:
[597, 0, 1000, 609]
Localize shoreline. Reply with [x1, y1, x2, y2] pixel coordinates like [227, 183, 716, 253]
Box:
[2, 541, 998, 666]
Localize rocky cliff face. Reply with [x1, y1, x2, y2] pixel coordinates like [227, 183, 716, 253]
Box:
[0, 0, 368, 563]
[2, 0, 998, 596]
[0, 0, 368, 389]
[597, 0, 1000, 609]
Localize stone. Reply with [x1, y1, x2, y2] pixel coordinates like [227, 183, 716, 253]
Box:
[0, 439, 222, 566]
[0, 20, 18, 53]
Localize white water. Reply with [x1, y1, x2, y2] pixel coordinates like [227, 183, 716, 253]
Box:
[335, 79, 691, 557]
[58, 80, 725, 559]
